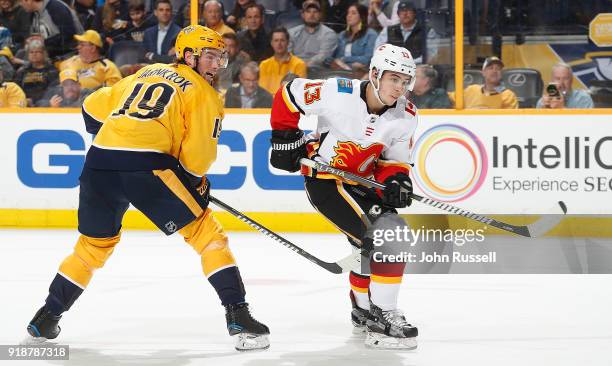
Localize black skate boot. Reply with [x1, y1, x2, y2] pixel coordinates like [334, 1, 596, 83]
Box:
[24, 307, 62, 344]
[365, 302, 418, 350]
[225, 302, 270, 351]
[350, 291, 369, 334]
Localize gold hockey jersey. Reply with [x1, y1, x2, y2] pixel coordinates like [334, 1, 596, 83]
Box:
[85, 63, 224, 178]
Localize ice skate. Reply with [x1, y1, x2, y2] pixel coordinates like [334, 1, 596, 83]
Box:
[225, 302, 270, 351]
[365, 302, 417, 350]
[350, 291, 369, 335]
[22, 307, 61, 345]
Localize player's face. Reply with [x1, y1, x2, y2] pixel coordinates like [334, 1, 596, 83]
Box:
[379, 71, 412, 104]
[196, 48, 228, 83]
[551, 66, 572, 93]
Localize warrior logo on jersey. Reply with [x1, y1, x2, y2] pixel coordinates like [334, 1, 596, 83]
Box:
[331, 141, 384, 177]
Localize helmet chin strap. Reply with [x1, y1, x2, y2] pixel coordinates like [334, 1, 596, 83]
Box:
[368, 69, 392, 107]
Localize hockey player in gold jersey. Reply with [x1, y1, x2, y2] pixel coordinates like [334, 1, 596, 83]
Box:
[25, 25, 270, 351]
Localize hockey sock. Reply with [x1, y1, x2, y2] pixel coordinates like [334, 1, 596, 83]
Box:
[369, 258, 406, 311]
[208, 266, 246, 306]
[45, 273, 84, 316]
[349, 271, 371, 310]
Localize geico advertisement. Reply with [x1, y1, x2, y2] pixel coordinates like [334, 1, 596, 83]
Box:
[1, 112, 611, 214]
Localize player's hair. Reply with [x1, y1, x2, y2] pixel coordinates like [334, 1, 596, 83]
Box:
[271, 27, 290, 42]
[154, 0, 172, 10]
[240, 61, 259, 78]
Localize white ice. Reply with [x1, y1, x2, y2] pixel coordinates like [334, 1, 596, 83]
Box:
[1, 229, 611, 366]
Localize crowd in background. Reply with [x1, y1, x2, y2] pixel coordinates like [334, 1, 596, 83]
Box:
[0, 0, 598, 110]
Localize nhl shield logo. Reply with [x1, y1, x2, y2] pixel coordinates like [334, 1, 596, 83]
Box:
[165, 221, 177, 233]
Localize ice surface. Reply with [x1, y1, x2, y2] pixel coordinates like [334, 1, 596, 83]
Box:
[1, 229, 611, 366]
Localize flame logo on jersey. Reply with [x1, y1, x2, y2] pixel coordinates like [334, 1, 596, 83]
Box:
[331, 141, 384, 177]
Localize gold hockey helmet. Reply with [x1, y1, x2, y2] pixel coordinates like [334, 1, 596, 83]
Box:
[175, 25, 227, 67]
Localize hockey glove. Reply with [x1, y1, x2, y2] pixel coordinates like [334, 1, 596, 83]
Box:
[382, 173, 413, 208]
[270, 129, 307, 172]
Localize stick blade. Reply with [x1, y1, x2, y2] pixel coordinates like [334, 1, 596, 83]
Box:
[526, 201, 567, 238]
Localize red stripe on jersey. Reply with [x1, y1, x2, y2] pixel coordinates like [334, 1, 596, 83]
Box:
[271, 87, 300, 130]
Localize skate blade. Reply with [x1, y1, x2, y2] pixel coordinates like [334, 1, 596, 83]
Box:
[352, 324, 367, 335]
[364, 331, 417, 350]
[20, 335, 53, 346]
[234, 333, 270, 352]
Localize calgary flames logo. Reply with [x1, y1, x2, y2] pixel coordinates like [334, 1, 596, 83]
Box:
[331, 141, 384, 177]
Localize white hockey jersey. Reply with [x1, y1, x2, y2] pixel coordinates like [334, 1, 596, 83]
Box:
[271, 77, 419, 182]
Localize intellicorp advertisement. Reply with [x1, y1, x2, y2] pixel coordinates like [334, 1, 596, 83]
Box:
[1, 112, 611, 215]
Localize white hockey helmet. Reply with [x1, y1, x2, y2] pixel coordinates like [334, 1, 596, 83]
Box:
[369, 44, 417, 105]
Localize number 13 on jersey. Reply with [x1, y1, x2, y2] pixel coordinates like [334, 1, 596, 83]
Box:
[304, 81, 323, 105]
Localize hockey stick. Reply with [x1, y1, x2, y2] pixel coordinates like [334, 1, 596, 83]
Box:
[209, 196, 360, 274]
[300, 158, 567, 238]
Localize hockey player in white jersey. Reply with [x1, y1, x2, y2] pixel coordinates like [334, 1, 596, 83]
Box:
[269, 44, 419, 349]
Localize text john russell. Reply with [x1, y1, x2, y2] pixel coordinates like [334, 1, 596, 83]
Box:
[372, 251, 497, 263]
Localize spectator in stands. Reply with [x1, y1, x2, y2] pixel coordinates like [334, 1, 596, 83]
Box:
[237, 4, 272, 62]
[0, 26, 14, 79]
[74, 0, 97, 31]
[226, 0, 255, 31]
[143, 0, 181, 63]
[60, 30, 122, 90]
[37, 68, 92, 107]
[374, 1, 424, 63]
[21, 0, 80, 59]
[324, 0, 355, 33]
[449, 56, 518, 109]
[411, 64, 450, 108]
[288, 0, 338, 69]
[225, 61, 273, 108]
[259, 26, 306, 95]
[368, 0, 400, 31]
[0, 67, 26, 107]
[93, 0, 130, 38]
[537, 63, 594, 109]
[13, 39, 58, 106]
[203, 0, 234, 35]
[0, 0, 30, 47]
[215, 32, 250, 91]
[329, 4, 376, 77]
[106, 0, 156, 44]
